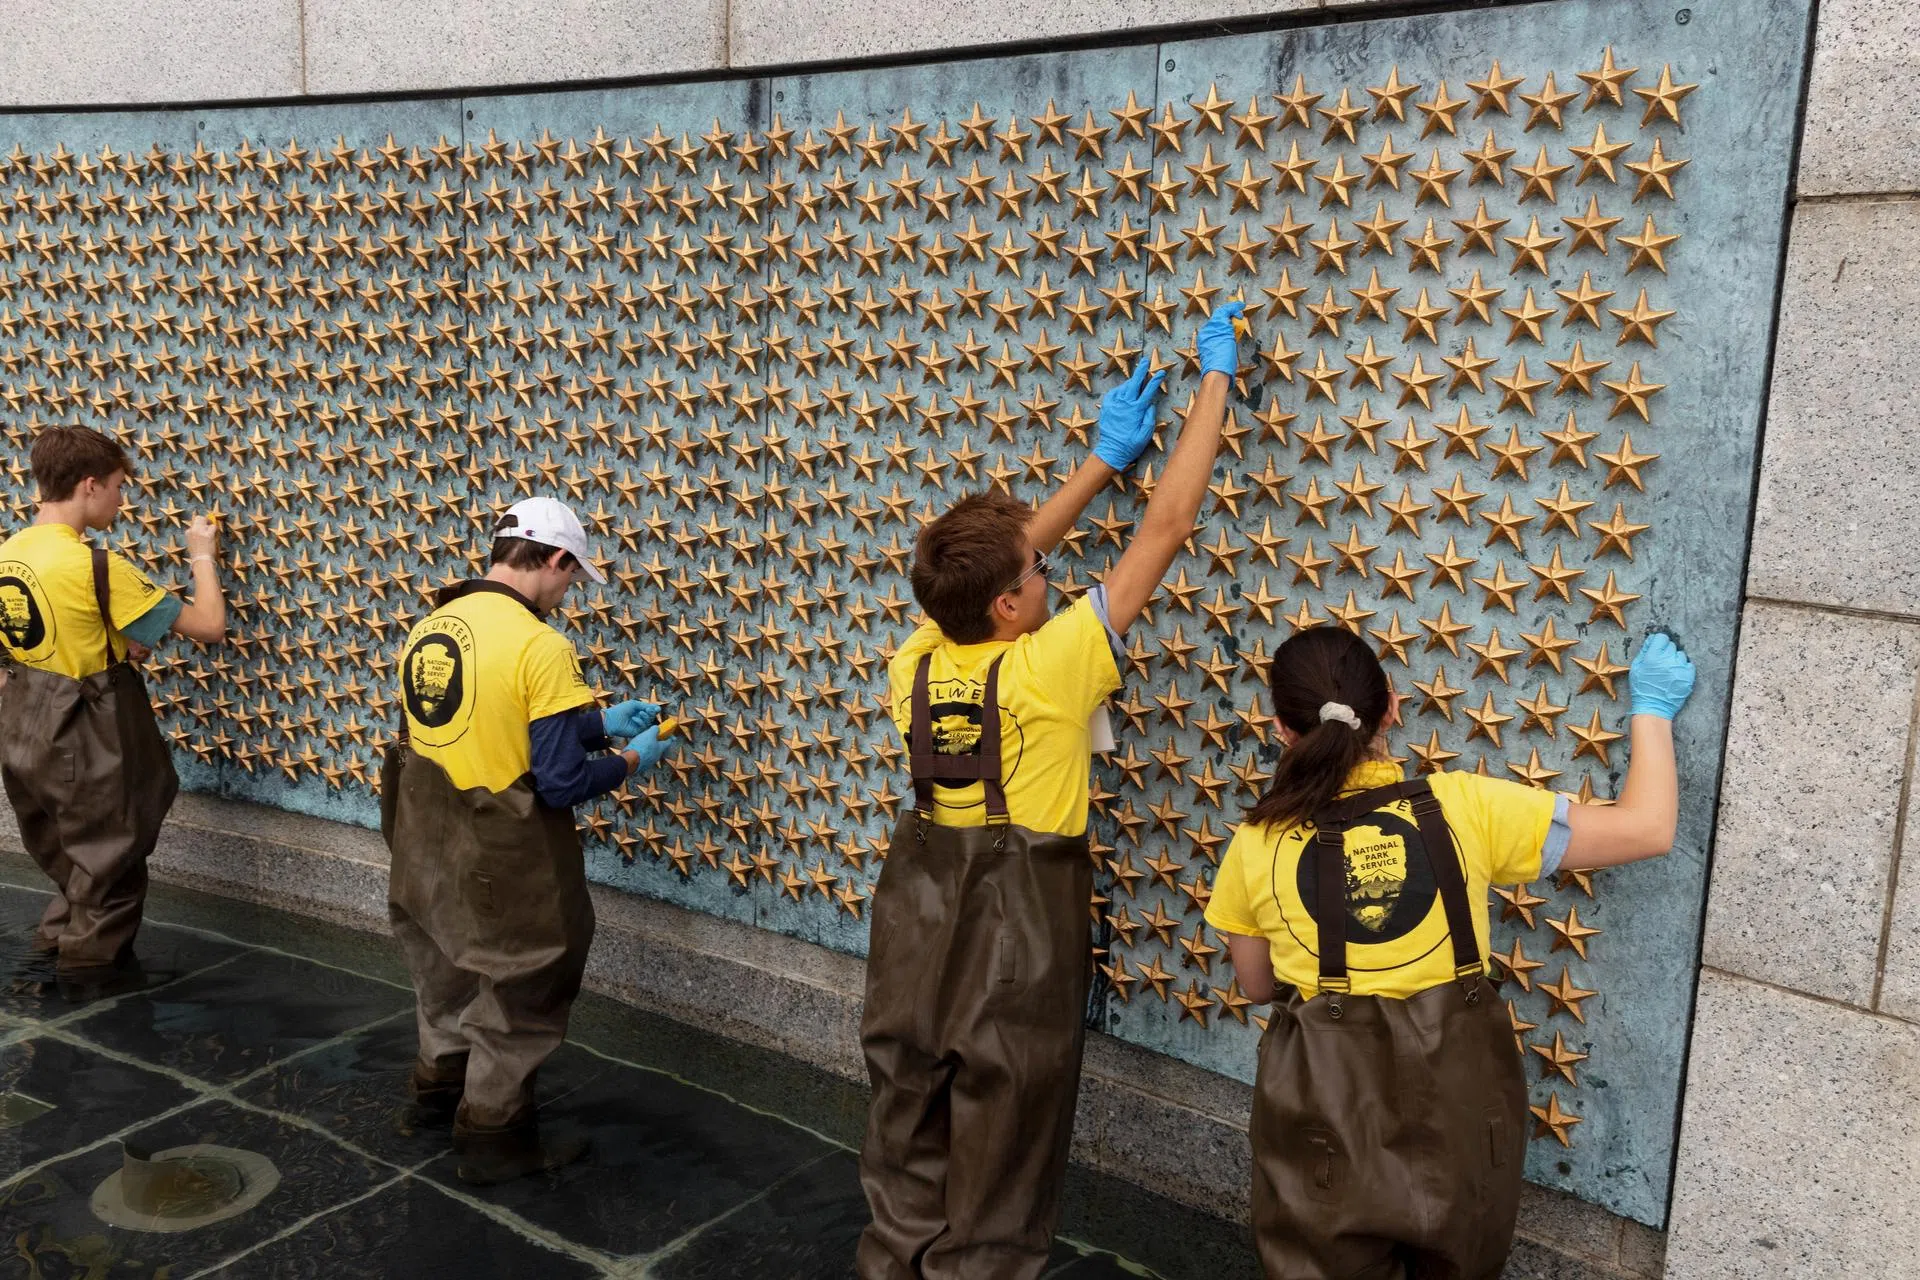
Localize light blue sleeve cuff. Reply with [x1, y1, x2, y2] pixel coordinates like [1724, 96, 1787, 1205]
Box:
[1538, 793, 1573, 880]
[120, 594, 183, 647]
[1085, 585, 1127, 665]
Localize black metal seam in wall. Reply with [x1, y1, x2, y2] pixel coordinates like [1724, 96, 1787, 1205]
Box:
[0, 0, 1561, 119]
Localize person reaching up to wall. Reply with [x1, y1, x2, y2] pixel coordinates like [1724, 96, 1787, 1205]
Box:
[857, 300, 1245, 1280]
[1207, 625, 1696, 1279]
[0, 425, 225, 990]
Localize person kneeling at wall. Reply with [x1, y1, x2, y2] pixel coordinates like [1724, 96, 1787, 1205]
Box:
[1209, 625, 1694, 1280]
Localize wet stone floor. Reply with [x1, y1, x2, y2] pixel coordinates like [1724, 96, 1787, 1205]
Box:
[0, 855, 1259, 1279]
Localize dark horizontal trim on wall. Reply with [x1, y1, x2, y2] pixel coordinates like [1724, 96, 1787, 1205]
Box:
[0, 0, 1561, 118]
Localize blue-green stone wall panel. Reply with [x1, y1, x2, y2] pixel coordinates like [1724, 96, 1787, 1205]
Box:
[0, 0, 1811, 1226]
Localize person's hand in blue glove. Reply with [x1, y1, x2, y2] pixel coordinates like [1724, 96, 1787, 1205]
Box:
[1196, 299, 1246, 378]
[1093, 358, 1168, 472]
[601, 700, 660, 741]
[622, 725, 675, 774]
[1629, 632, 1695, 720]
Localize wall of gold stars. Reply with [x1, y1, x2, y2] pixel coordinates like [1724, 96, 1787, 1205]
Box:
[0, 0, 1809, 1225]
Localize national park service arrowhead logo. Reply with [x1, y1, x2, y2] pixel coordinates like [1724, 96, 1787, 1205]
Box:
[402, 616, 475, 746]
[0, 561, 54, 661]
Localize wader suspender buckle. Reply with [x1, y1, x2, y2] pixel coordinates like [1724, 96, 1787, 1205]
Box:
[1308, 777, 1487, 1011]
[1311, 821, 1351, 1019]
[906, 654, 1012, 847]
[1405, 783, 1487, 1005]
[90, 550, 115, 671]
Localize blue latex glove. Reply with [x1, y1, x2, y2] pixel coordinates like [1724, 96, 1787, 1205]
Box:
[601, 700, 661, 741]
[1629, 632, 1696, 720]
[625, 725, 675, 773]
[1093, 359, 1168, 472]
[1196, 299, 1246, 377]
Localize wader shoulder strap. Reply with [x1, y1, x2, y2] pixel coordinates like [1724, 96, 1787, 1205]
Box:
[90, 549, 115, 669]
[908, 653, 1009, 823]
[1307, 776, 1484, 1008]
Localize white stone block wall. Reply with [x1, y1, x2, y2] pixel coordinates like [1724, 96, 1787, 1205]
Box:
[2, 0, 1917, 1271]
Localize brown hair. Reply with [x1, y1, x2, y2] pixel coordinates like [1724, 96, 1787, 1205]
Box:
[911, 490, 1031, 643]
[30, 426, 132, 502]
[490, 535, 574, 573]
[1244, 626, 1393, 831]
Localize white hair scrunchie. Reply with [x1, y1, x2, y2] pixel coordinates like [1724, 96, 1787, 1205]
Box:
[1318, 702, 1363, 731]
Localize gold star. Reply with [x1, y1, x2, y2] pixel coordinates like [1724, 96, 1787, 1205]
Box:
[1547, 905, 1603, 959]
[1575, 642, 1630, 698]
[1491, 936, 1544, 991]
[1453, 198, 1510, 256]
[1413, 665, 1467, 720]
[1461, 130, 1515, 186]
[1519, 72, 1578, 131]
[1419, 603, 1474, 657]
[1473, 560, 1528, 612]
[1413, 80, 1468, 137]
[1450, 269, 1505, 323]
[1626, 137, 1689, 202]
[1467, 630, 1525, 686]
[1564, 195, 1623, 255]
[1633, 63, 1699, 127]
[1504, 216, 1563, 274]
[1367, 66, 1422, 121]
[1318, 86, 1367, 144]
[1589, 503, 1651, 560]
[1530, 1090, 1584, 1146]
[1557, 272, 1616, 329]
[1466, 59, 1525, 116]
[1398, 288, 1448, 343]
[1408, 730, 1460, 773]
[1597, 432, 1660, 490]
[1568, 708, 1625, 766]
[1540, 967, 1598, 1023]
[1569, 123, 1632, 185]
[1535, 480, 1594, 537]
[1488, 425, 1543, 481]
[1609, 289, 1675, 347]
[1619, 215, 1679, 273]
[1508, 748, 1562, 789]
[1409, 149, 1461, 206]
[1578, 46, 1639, 108]
[1514, 146, 1572, 203]
[1521, 616, 1578, 672]
[1230, 95, 1278, 150]
[1531, 1029, 1590, 1085]
[1492, 358, 1552, 414]
[1515, 683, 1569, 737]
[1601, 362, 1664, 421]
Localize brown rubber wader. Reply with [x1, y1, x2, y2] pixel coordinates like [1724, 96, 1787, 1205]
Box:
[1251, 778, 1526, 1280]
[0, 550, 178, 969]
[857, 655, 1094, 1280]
[381, 740, 593, 1131]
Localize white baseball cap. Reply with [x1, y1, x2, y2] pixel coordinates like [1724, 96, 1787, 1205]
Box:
[494, 497, 606, 584]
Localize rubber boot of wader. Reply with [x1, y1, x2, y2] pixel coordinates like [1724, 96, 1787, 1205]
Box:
[394, 1063, 466, 1135]
[452, 1118, 590, 1186]
[54, 955, 149, 1003]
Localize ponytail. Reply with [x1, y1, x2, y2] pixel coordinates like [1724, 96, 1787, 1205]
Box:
[1244, 627, 1392, 831]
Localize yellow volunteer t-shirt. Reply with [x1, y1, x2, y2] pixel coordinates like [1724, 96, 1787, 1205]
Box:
[0, 524, 173, 678]
[1206, 761, 1555, 999]
[888, 593, 1121, 837]
[399, 583, 595, 794]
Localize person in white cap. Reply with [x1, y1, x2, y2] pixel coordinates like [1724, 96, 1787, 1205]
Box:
[382, 496, 672, 1184]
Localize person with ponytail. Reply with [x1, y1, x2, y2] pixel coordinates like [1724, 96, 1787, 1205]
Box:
[1205, 624, 1696, 1279]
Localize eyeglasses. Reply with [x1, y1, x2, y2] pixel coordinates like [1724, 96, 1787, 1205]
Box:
[1001, 549, 1050, 595]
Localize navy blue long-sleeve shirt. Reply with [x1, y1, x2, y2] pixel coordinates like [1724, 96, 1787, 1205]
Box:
[528, 706, 629, 809]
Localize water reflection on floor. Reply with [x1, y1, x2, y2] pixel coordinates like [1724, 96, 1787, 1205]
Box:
[0, 858, 1256, 1279]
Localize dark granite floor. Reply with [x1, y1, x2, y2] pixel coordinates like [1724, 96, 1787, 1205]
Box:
[0, 859, 1252, 1279]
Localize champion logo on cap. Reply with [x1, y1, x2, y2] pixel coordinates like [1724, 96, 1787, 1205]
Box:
[494, 496, 607, 584]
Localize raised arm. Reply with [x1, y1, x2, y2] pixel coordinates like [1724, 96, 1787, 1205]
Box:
[169, 514, 228, 643]
[1560, 633, 1695, 871]
[1100, 301, 1243, 635]
[1027, 359, 1166, 554]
